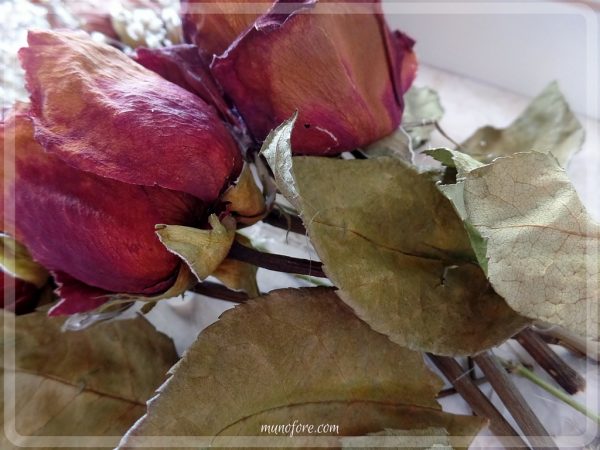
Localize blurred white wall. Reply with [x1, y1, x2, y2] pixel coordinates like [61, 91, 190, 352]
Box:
[383, 0, 600, 119]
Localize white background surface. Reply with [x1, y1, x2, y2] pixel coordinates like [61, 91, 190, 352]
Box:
[384, 0, 600, 120]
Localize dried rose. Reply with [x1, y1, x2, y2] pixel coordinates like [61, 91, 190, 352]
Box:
[5, 30, 249, 315]
[182, 0, 417, 155]
[19, 29, 242, 203]
[1, 106, 208, 315]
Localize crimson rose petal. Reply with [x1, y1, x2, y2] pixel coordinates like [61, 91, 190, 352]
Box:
[2, 108, 201, 299]
[181, 0, 271, 60]
[134, 44, 239, 126]
[19, 29, 242, 202]
[48, 272, 111, 316]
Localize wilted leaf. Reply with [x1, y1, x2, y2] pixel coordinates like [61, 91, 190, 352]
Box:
[120, 288, 483, 449]
[155, 214, 235, 282]
[1, 311, 177, 449]
[426, 148, 483, 180]
[263, 121, 528, 355]
[425, 148, 488, 271]
[461, 82, 584, 167]
[261, 113, 302, 210]
[295, 157, 528, 355]
[461, 152, 599, 338]
[221, 164, 267, 225]
[341, 427, 451, 449]
[0, 234, 48, 288]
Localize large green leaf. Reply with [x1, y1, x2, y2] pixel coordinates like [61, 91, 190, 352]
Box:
[461, 152, 599, 339]
[1, 311, 177, 449]
[263, 119, 528, 355]
[461, 82, 584, 167]
[120, 288, 484, 449]
[295, 157, 528, 355]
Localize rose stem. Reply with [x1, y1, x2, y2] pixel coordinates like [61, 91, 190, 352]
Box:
[466, 356, 477, 415]
[191, 282, 250, 303]
[473, 352, 558, 450]
[262, 209, 307, 235]
[534, 324, 600, 363]
[436, 375, 488, 398]
[515, 328, 586, 394]
[502, 358, 600, 424]
[227, 240, 326, 278]
[426, 354, 528, 449]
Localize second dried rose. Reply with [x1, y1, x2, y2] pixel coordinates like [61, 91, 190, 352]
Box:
[182, 0, 418, 155]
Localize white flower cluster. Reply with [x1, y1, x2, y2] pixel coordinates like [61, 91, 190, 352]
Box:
[0, 0, 50, 106]
[0, 0, 183, 108]
[111, 0, 182, 49]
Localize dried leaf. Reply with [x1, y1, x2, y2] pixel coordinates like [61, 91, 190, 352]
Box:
[296, 157, 528, 355]
[263, 121, 528, 355]
[261, 113, 302, 210]
[1, 311, 177, 449]
[425, 148, 488, 271]
[461, 152, 599, 338]
[221, 164, 267, 225]
[426, 148, 483, 180]
[461, 82, 584, 167]
[0, 234, 48, 288]
[120, 288, 483, 448]
[155, 215, 235, 282]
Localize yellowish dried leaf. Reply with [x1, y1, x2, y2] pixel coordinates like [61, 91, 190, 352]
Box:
[462, 152, 599, 338]
[0, 234, 49, 288]
[120, 288, 484, 449]
[1, 311, 177, 450]
[221, 164, 267, 225]
[155, 214, 235, 281]
[461, 82, 584, 167]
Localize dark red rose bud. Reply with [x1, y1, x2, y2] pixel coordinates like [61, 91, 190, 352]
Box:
[1, 107, 203, 315]
[19, 29, 242, 203]
[183, 0, 418, 155]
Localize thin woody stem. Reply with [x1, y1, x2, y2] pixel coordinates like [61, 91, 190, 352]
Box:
[474, 352, 557, 450]
[191, 282, 250, 303]
[263, 209, 307, 235]
[515, 328, 586, 394]
[426, 354, 528, 449]
[227, 240, 326, 278]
